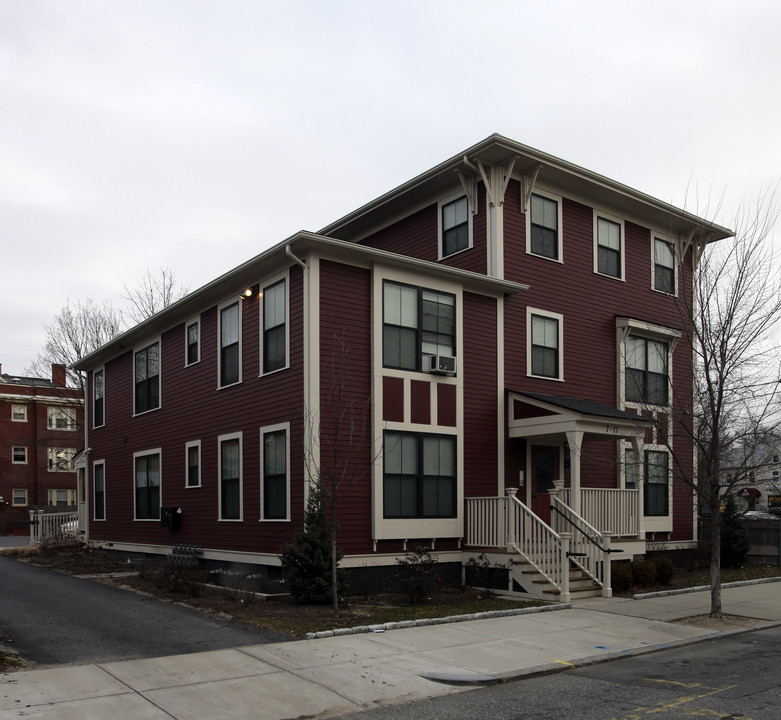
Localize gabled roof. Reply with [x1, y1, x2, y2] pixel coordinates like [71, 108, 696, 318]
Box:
[319, 134, 734, 245]
[510, 391, 653, 424]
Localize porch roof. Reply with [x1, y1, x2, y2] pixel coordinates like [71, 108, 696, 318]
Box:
[507, 390, 652, 442]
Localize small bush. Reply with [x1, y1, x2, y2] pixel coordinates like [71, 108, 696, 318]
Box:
[396, 546, 442, 604]
[611, 561, 633, 593]
[650, 555, 675, 585]
[631, 559, 657, 587]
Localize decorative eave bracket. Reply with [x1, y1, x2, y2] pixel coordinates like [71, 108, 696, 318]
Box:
[521, 164, 543, 214]
[460, 155, 519, 210]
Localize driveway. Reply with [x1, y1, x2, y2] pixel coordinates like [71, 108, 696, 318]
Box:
[0, 556, 291, 666]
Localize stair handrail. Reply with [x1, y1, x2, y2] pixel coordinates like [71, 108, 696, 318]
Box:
[550, 495, 615, 596]
[506, 489, 567, 598]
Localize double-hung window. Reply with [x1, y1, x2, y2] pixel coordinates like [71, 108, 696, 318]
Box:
[262, 279, 287, 373]
[653, 237, 676, 294]
[440, 196, 469, 257]
[134, 341, 160, 414]
[11, 404, 27, 422]
[48, 489, 75, 506]
[626, 335, 668, 405]
[644, 450, 669, 516]
[219, 302, 241, 387]
[186, 318, 200, 366]
[529, 193, 560, 260]
[12, 489, 28, 507]
[185, 440, 201, 488]
[93, 460, 106, 520]
[48, 406, 76, 431]
[383, 281, 455, 371]
[595, 215, 623, 279]
[93, 369, 105, 428]
[528, 309, 563, 380]
[261, 427, 288, 520]
[383, 431, 456, 518]
[134, 451, 160, 520]
[219, 433, 242, 520]
[12, 446, 27, 464]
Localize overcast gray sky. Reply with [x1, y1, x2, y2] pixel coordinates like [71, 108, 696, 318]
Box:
[2, 0, 780, 375]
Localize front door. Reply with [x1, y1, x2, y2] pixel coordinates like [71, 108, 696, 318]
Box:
[531, 447, 558, 525]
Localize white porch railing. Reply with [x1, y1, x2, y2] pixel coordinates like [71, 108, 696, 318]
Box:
[466, 491, 570, 600]
[29, 509, 79, 547]
[550, 495, 611, 595]
[558, 488, 639, 537]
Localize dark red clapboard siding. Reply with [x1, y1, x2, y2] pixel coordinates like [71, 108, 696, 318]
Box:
[318, 260, 373, 555]
[89, 267, 305, 553]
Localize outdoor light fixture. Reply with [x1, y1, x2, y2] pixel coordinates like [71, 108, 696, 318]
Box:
[241, 288, 253, 299]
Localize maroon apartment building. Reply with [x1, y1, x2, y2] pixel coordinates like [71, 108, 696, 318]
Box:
[74, 135, 732, 599]
[0, 364, 82, 534]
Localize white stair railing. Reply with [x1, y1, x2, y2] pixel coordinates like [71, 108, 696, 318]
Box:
[550, 495, 613, 597]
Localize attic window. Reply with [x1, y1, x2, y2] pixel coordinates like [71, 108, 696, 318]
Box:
[440, 196, 471, 258]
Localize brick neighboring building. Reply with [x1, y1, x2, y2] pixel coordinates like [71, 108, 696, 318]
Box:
[0, 364, 83, 534]
[74, 135, 733, 598]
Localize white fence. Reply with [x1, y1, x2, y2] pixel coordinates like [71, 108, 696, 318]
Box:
[558, 487, 639, 537]
[28, 509, 79, 547]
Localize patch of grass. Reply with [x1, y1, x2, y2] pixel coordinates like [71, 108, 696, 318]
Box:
[248, 597, 543, 639]
[674, 564, 781, 589]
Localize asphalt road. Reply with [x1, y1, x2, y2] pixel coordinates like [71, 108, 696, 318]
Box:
[0, 555, 291, 666]
[347, 625, 781, 719]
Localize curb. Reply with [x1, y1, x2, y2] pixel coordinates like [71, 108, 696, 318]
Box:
[633, 575, 781, 600]
[304, 602, 571, 640]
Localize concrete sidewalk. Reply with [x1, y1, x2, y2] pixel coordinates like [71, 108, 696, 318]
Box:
[2, 581, 780, 720]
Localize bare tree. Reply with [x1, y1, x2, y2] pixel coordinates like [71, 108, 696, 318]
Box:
[26, 298, 123, 393]
[663, 190, 781, 617]
[304, 334, 382, 614]
[120, 267, 189, 324]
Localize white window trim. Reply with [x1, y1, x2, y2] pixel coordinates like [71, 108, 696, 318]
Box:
[218, 431, 243, 521]
[11, 404, 27, 422]
[12, 488, 28, 507]
[438, 192, 474, 260]
[217, 299, 243, 389]
[93, 367, 105, 429]
[185, 439, 202, 488]
[48, 489, 76, 506]
[185, 316, 201, 367]
[651, 233, 678, 297]
[525, 187, 563, 263]
[133, 338, 162, 417]
[260, 422, 291, 521]
[526, 307, 564, 382]
[643, 444, 673, 531]
[12, 446, 27, 464]
[259, 270, 290, 377]
[93, 459, 106, 521]
[132, 448, 162, 522]
[593, 210, 626, 281]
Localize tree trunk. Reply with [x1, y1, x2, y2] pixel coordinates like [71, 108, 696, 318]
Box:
[331, 532, 339, 614]
[710, 503, 722, 618]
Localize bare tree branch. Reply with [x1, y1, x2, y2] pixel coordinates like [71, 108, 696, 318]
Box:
[120, 267, 189, 324]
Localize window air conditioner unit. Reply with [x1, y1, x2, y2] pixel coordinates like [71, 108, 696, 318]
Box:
[429, 354, 456, 374]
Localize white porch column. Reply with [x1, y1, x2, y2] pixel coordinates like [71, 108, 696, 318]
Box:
[631, 436, 646, 540]
[565, 431, 583, 516]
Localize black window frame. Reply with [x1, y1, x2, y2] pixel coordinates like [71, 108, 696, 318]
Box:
[644, 450, 669, 517]
[596, 216, 622, 279]
[262, 279, 286, 374]
[186, 319, 200, 366]
[529, 193, 559, 260]
[530, 312, 560, 379]
[93, 461, 105, 520]
[382, 281, 456, 372]
[653, 237, 676, 294]
[383, 430, 457, 519]
[219, 302, 240, 387]
[262, 429, 288, 520]
[134, 342, 160, 415]
[219, 436, 242, 520]
[93, 369, 104, 427]
[625, 335, 669, 406]
[441, 195, 469, 257]
[134, 452, 160, 521]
